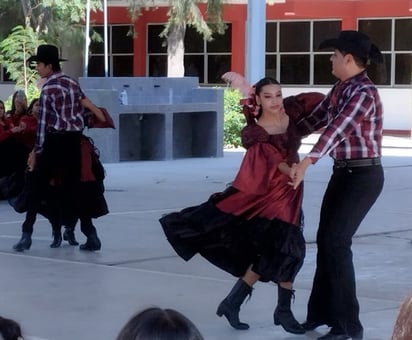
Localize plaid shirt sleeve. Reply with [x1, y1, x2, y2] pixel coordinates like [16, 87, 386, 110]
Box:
[306, 88, 375, 164]
[34, 92, 49, 152]
[295, 95, 330, 137]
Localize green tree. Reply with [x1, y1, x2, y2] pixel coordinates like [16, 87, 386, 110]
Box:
[0, 0, 102, 101]
[0, 25, 44, 97]
[129, 0, 225, 77]
[223, 88, 244, 148]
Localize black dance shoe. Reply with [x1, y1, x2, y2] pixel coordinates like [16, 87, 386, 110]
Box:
[63, 229, 79, 246]
[318, 334, 349, 340]
[13, 232, 32, 252]
[50, 231, 62, 248]
[317, 328, 363, 340]
[79, 234, 101, 251]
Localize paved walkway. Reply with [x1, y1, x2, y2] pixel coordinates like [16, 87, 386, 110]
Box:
[0, 135, 411, 340]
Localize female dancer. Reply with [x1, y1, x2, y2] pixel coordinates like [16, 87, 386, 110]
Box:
[160, 77, 323, 334]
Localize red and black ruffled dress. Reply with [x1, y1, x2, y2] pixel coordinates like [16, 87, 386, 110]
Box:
[160, 122, 305, 283]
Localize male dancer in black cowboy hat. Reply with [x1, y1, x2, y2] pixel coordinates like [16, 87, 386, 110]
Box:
[21, 44, 108, 251]
[290, 31, 385, 339]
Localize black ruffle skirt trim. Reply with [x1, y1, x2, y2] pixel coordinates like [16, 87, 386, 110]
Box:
[159, 201, 305, 283]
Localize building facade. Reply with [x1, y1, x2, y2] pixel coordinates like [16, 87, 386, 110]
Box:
[5, 0, 409, 134]
[88, 0, 412, 135]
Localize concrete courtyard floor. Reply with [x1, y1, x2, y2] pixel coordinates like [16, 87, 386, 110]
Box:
[0, 136, 411, 340]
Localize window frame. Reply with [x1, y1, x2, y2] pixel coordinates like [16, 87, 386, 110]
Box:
[266, 19, 342, 87]
[146, 23, 232, 85]
[88, 24, 134, 77]
[358, 17, 412, 87]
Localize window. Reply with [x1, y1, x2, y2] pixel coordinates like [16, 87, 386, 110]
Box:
[359, 18, 412, 86]
[147, 24, 232, 84]
[266, 20, 341, 85]
[88, 25, 134, 77]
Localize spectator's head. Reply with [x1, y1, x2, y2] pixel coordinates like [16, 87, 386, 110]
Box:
[392, 292, 412, 340]
[10, 91, 27, 116]
[27, 98, 40, 119]
[0, 316, 23, 340]
[116, 307, 204, 340]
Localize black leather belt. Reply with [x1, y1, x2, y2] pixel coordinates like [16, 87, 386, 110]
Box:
[334, 158, 381, 168]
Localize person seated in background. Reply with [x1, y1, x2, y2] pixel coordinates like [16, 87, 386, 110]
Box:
[5, 90, 28, 119]
[391, 291, 412, 340]
[0, 93, 34, 179]
[0, 315, 23, 340]
[116, 307, 204, 340]
[5, 90, 37, 153]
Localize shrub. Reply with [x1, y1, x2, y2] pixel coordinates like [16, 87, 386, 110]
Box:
[224, 88, 245, 148]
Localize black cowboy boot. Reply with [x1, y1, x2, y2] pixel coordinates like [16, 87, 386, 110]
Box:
[63, 228, 79, 246]
[79, 232, 101, 251]
[273, 285, 305, 334]
[216, 279, 252, 330]
[13, 232, 32, 252]
[50, 230, 62, 248]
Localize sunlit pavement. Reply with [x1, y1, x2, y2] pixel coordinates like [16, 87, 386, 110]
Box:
[0, 135, 411, 340]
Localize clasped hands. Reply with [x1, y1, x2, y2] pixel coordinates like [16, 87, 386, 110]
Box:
[288, 157, 313, 189]
[10, 122, 26, 134]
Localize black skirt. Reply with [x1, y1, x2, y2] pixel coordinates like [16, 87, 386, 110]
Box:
[160, 201, 305, 283]
[35, 132, 108, 223]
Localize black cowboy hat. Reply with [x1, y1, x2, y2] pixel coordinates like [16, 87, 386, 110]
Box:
[27, 44, 67, 64]
[319, 30, 383, 64]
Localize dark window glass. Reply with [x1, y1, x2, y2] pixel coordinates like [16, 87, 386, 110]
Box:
[280, 22, 310, 52]
[148, 25, 167, 53]
[185, 27, 204, 53]
[280, 55, 310, 84]
[207, 54, 230, 84]
[207, 24, 231, 53]
[395, 19, 412, 50]
[87, 55, 105, 77]
[113, 56, 133, 76]
[395, 53, 412, 84]
[89, 26, 105, 54]
[314, 21, 341, 51]
[265, 54, 277, 78]
[368, 53, 391, 85]
[184, 55, 204, 83]
[266, 22, 277, 52]
[112, 26, 133, 53]
[149, 55, 167, 77]
[314, 54, 336, 84]
[358, 19, 391, 51]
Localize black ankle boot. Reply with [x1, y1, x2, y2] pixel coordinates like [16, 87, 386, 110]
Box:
[79, 233, 101, 251]
[216, 279, 252, 330]
[63, 228, 79, 246]
[13, 232, 32, 252]
[50, 231, 62, 248]
[273, 286, 305, 334]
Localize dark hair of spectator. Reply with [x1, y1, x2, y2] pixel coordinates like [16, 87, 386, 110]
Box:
[116, 307, 204, 340]
[27, 98, 40, 116]
[0, 316, 23, 340]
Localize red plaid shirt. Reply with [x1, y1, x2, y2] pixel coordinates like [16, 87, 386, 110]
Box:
[297, 71, 383, 164]
[35, 72, 86, 151]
